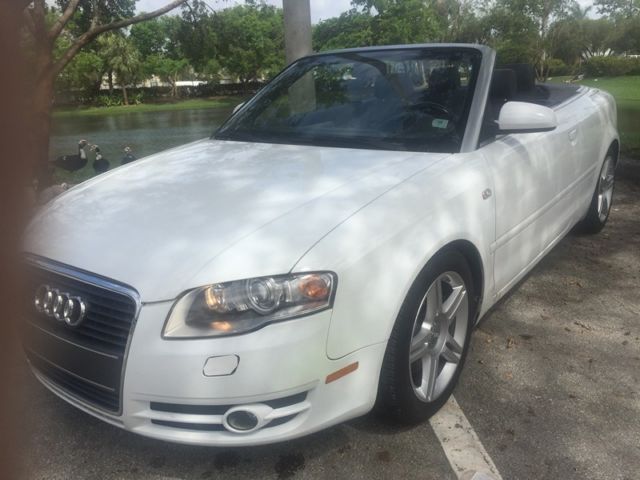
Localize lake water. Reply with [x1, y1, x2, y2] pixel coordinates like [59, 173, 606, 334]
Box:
[50, 107, 234, 176]
[50, 101, 639, 180]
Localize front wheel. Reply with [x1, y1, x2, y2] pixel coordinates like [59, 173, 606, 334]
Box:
[376, 250, 476, 424]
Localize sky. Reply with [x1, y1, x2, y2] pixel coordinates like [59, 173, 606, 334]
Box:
[135, 0, 354, 24]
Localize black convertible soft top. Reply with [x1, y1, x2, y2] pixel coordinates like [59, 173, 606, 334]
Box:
[494, 63, 581, 107]
[480, 63, 582, 144]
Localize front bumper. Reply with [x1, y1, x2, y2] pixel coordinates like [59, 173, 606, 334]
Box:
[30, 301, 386, 446]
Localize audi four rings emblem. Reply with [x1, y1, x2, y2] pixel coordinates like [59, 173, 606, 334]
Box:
[34, 285, 87, 327]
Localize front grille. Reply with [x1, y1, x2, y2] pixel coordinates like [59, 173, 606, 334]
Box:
[24, 257, 138, 414]
[149, 391, 308, 415]
[151, 420, 226, 431]
[151, 415, 297, 431]
[27, 349, 120, 411]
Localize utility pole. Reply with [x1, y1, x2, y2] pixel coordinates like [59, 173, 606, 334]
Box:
[282, 0, 313, 65]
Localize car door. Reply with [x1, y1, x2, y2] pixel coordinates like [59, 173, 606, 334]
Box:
[481, 105, 580, 299]
[567, 91, 609, 218]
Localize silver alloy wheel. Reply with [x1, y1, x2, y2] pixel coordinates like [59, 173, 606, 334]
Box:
[409, 271, 469, 403]
[597, 155, 615, 222]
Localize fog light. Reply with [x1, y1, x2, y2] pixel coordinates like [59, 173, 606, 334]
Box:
[226, 410, 259, 432]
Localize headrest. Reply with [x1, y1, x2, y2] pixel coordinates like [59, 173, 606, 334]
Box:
[429, 67, 461, 93]
[388, 72, 416, 96]
[490, 69, 517, 100]
[499, 63, 536, 92]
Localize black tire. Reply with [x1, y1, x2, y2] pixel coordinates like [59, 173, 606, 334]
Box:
[577, 151, 617, 234]
[375, 249, 477, 424]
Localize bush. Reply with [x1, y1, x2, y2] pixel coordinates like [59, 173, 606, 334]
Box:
[628, 59, 640, 75]
[584, 56, 640, 77]
[54, 82, 264, 108]
[495, 42, 537, 65]
[96, 94, 123, 107]
[546, 58, 571, 76]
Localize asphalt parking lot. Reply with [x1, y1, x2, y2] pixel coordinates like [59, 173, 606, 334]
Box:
[19, 158, 640, 480]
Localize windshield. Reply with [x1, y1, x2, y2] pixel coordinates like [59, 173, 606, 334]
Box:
[215, 48, 482, 152]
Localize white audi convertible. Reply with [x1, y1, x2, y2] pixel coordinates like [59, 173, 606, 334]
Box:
[24, 44, 618, 446]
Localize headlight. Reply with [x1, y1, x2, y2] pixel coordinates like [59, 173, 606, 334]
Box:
[163, 272, 336, 338]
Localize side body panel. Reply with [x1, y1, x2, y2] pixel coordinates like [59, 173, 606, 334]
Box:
[293, 153, 496, 359]
[482, 98, 580, 295]
[485, 87, 618, 301]
[575, 88, 620, 217]
[292, 45, 499, 360]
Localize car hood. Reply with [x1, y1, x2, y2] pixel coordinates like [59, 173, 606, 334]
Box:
[26, 139, 447, 301]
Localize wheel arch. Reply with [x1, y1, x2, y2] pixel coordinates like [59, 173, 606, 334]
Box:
[442, 240, 485, 323]
[609, 139, 620, 166]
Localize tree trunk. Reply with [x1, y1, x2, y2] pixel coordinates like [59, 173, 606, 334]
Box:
[122, 84, 129, 105]
[108, 71, 114, 95]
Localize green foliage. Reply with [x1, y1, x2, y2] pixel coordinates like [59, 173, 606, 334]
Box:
[315, 0, 484, 50]
[482, 5, 540, 62]
[483, 0, 574, 78]
[171, 2, 284, 82]
[54, 0, 136, 37]
[56, 50, 105, 95]
[372, 0, 443, 44]
[431, 0, 486, 42]
[177, 0, 220, 72]
[97, 33, 142, 102]
[313, 10, 375, 50]
[130, 17, 171, 58]
[546, 58, 571, 76]
[50, 0, 640, 106]
[202, 59, 222, 83]
[580, 18, 616, 57]
[584, 56, 640, 77]
[144, 55, 190, 96]
[547, 18, 585, 65]
[495, 40, 539, 65]
[594, 0, 640, 18]
[96, 91, 144, 106]
[609, 16, 640, 54]
[215, 4, 285, 82]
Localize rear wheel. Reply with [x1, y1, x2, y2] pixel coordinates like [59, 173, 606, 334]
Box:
[578, 152, 616, 234]
[376, 250, 476, 423]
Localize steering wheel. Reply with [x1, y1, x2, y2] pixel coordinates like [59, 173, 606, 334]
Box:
[409, 100, 452, 119]
[381, 100, 453, 133]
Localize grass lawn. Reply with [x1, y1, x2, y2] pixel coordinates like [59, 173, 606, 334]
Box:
[547, 75, 640, 157]
[53, 96, 244, 118]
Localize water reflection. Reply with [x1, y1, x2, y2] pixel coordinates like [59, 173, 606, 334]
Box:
[49, 101, 639, 171]
[50, 107, 234, 165]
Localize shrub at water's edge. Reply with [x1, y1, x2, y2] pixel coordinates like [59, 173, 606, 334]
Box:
[53, 97, 244, 118]
[584, 57, 640, 78]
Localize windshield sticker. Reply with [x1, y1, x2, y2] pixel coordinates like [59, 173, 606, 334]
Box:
[432, 118, 449, 129]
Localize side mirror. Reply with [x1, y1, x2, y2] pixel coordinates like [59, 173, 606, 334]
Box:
[232, 102, 245, 114]
[498, 101, 557, 134]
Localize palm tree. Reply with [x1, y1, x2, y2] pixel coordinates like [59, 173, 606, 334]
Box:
[568, 3, 592, 20]
[98, 33, 142, 105]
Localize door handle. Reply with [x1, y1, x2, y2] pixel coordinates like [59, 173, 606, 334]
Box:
[568, 128, 578, 143]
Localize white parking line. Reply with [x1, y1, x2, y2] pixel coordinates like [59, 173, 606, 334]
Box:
[430, 396, 503, 480]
